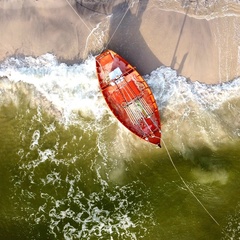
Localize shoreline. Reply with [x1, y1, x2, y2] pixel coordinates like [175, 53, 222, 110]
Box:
[0, 0, 239, 84]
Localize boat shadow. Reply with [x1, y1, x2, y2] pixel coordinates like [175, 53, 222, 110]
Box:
[72, 0, 191, 81]
[106, 1, 162, 76]
[75, 0, 162, 75]
[74, 1, 166, 114]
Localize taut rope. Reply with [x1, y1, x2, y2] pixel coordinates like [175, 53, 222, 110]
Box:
[65, 0, 97, 40]
[65, 0, 135, 52]
[161, 138, 220, 226]
[105, 1, 134, 49]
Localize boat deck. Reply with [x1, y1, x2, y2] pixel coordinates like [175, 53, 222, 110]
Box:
[96, 50, 161, 145]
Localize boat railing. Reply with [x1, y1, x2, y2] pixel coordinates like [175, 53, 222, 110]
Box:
[97, 50, 114, 61]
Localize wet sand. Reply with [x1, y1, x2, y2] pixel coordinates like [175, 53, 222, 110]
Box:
[0, 0, 240, 84]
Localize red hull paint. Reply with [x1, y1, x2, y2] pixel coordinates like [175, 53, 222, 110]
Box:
[96, 50, 161, 146]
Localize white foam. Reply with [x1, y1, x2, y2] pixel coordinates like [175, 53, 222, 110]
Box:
[30, 130, 40, 150]
[1, 54, 240, 154]
[0, 54, 108, 124]
[222, 203, 240, 239]
[35, 176, 150, 239]
[145, 66, 240, 152]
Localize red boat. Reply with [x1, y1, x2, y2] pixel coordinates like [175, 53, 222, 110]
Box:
[96, 50, 161, 147]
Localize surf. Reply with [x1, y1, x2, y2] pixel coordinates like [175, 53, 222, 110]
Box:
[1, 54, 240, 239]
[1, 53, 240, 151]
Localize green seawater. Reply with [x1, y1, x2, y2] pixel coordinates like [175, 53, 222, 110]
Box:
[0, 93, 239, 240]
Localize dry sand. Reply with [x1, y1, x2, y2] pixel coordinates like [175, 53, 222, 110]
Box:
[0, 0, 240, 84]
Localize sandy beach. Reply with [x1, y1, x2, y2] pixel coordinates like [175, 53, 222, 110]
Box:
[0, 0, 240, 84]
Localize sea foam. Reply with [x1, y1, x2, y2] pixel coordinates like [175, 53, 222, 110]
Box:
[0, 53, 240, 154]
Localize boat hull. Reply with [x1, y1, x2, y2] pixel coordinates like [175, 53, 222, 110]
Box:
[96, 50, 161, 146]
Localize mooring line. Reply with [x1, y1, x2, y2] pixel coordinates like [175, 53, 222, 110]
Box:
[161, 138, 220, 226]
[65, 0, 93, 34]
[65, 0, 135, 53]
[105, 0, 134, 49]
[65, 0, 104, 48]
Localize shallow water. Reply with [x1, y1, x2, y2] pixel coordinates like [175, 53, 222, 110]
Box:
[0, 54, 239, 239]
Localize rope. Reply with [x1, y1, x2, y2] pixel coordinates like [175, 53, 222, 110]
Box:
[161, 138, 220, 226]
[65, 0, 93, 33]
[105, 0, 134, 49]
[65, 0, 101, 45]
[65, 0, 135, 53]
